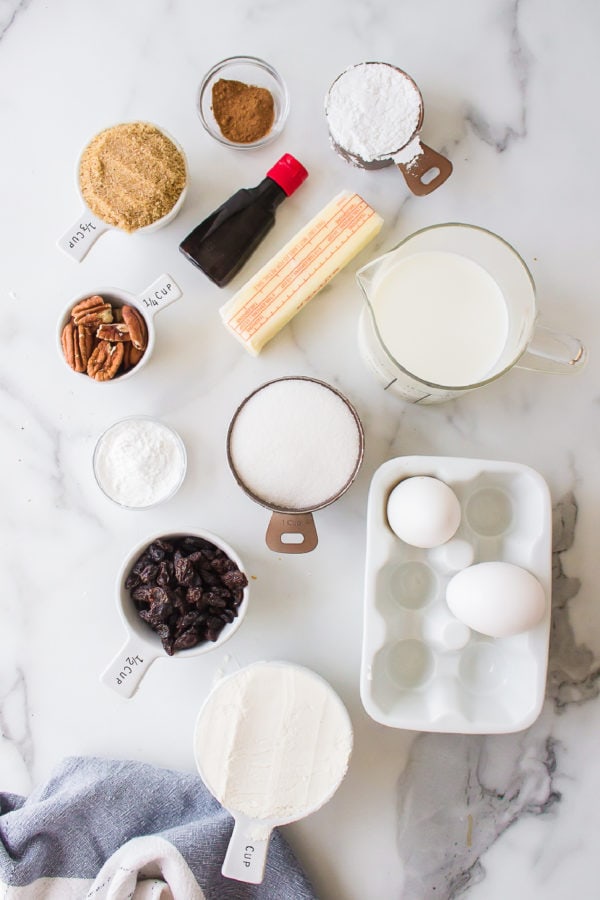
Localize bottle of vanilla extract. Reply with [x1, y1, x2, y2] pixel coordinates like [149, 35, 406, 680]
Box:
[179, 153, 308, 287]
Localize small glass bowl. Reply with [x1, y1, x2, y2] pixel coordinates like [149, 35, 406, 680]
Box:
[197, 55, 289, 149]
[93, 416, 187, 510]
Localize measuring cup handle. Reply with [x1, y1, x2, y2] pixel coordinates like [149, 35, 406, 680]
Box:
[100, 635, 159, 699]
[57, 208, 111, 262]
[222, 815, 272, 884]
[265, 512, 318, 554]
[397, 142, 453, 196]
[516, 323, 587, 374]
[135, 273, 183, 321]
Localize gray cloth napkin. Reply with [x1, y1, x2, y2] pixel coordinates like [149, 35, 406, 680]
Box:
[0, 756, 318, 899]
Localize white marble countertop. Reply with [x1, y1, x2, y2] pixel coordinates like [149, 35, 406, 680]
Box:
[1, 1, 599, 897]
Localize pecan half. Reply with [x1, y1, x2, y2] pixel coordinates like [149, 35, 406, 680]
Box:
[87, 340, 124, 381]
[121, 342, 146, 372]
[75, 304, 114, 328]
[77, 325, 95, 368]
[97, 323, 131, 342]
[61, 320, 85, 373]
[121, 306, 148, 351]
[71, 295, 105, 318]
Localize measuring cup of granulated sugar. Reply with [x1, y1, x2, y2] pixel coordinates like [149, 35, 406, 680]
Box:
[227, 376, 364, 553]
[57, 121, 188, 262]
[325, 61, 452, 196]
[193, 660, 353, 884]
[57, 273, 182, 384]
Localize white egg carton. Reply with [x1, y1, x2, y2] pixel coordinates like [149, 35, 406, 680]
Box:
[360, 456, 552, 734]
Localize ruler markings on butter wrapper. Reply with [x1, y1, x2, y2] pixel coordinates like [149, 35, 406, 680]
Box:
[219, 192, 383, 354]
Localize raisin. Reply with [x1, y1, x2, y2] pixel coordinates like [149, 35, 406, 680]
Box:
[125, 572, 141, 591]
[156, 561, 173, 588]
[187, 586, 205, 608]
[139, 564, 159, 584]
[174, 556, 196, 586]
[133, 553, 151, 575]
[132, 585, 153, 605]
[222, 569, 248, 589]
[173, 629, 201, 652]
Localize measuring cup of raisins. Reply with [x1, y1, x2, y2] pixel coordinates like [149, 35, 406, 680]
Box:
[101, 530, 250, 699]
[57, 273, 182, 384]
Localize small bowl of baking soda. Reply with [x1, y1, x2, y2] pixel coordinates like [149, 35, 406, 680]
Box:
[93, 416, 187, 510]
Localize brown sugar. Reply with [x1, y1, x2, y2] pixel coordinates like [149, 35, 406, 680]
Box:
[211, 79, 275, 143]
[79, 122, 187, 232]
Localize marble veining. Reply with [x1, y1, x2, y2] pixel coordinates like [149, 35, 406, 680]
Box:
[395, 494, 588, 898]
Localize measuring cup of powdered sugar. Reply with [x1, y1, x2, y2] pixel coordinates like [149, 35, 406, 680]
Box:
[227, 376, 364, 553]
[57, 121, 188, 262]
[194, 661, 353, 884]
[325, 62, 452, 195]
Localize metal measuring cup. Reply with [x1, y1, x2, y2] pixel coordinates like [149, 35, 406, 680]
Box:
[325, 62, 452, 196]
[226, 376, 365, 554]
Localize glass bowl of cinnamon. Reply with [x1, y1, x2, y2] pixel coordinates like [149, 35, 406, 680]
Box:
[197, 56, 289, 149]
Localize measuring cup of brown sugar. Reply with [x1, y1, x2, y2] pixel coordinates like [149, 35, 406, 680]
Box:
[57, 273, 182, 383]
[57, 121, 188, 262]
[325, 62, 452, 196]
[227, 377, 364, 553]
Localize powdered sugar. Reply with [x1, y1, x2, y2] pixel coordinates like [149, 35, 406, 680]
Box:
[325, 62, 422, 163]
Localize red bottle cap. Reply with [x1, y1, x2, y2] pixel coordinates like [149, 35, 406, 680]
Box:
[266, 154, 308, 196]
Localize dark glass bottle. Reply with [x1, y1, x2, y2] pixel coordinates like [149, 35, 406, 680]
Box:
[179, 153, 308, 287]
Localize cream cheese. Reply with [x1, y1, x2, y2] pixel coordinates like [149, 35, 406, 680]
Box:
[194, 662, 352, 825]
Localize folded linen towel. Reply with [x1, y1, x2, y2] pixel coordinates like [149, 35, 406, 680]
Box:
[0, 756, 318, 899]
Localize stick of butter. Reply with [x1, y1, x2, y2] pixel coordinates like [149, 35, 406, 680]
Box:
[219, 191, 383, 355]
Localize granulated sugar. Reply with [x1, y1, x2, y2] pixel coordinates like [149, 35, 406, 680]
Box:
[94, 417, 186, 508]
[228, 379, 362, 511]
[326, 62, 422, 162]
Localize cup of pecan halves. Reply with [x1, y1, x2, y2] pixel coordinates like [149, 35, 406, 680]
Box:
[57, 273, 182, 383]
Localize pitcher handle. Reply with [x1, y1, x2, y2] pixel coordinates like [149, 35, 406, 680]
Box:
[516, 323, 587, 374]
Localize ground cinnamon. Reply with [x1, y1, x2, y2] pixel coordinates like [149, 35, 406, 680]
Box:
[211, 78, 275, 143]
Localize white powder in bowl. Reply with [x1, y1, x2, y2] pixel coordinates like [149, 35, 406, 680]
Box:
[228, 378, 363, 511]
[325, 62, 422, 162]
[94, 417, 186, 508]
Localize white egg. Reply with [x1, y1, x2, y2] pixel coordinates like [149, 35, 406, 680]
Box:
[446, 561, 546, 638]
[386, 476, 461, 548]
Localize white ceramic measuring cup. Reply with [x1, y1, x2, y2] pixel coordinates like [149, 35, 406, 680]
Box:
[57, 122, 188, 262]
[101, 530, 249, 699]
[226, 376, 364, 553]
[325, 62, 452, 196]
[357, 223, 587, 403]
[193, 661, 353, 884]
[57, 273, 182, 383]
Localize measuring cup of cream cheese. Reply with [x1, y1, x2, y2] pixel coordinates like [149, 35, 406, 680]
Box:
[57, 121, 188, 262]
[325, 62, 452, 196]
[57, 273, 182, 384]
[101, 530, 250, 699]
[227, 377, 364, 553]
[194, 661, 353, 884]
[356, 223, 587, 403]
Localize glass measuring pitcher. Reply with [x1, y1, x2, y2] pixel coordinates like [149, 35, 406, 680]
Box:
[356, 223, 587, 403]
